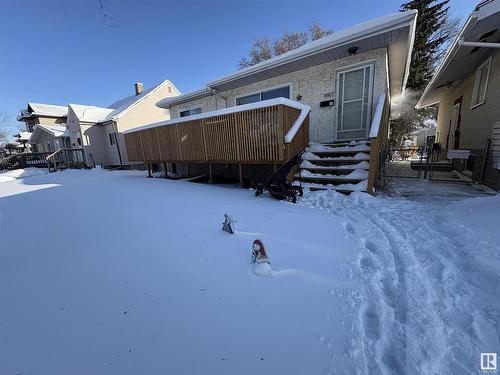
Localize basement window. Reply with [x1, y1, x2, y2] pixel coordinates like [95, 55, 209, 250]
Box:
[179, 107, 202, 117]
[471, 56, 492, 109]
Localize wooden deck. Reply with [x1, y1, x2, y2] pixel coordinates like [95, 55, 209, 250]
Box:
[124, 100, 310, 166]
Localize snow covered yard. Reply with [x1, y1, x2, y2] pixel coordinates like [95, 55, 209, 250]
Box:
[1, 168, 499, 374]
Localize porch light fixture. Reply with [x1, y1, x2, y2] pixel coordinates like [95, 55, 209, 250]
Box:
[348, 46, 359, 56]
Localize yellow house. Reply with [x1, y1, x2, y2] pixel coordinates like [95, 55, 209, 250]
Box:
[64, 80, 181, 167]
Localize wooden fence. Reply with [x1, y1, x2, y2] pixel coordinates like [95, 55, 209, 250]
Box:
[124, 104, 309, 165]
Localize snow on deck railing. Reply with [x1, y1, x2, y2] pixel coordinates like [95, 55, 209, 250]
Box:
[369, 93, 386, 139]
[284, 102, 311, 144]
[123, 97, 311, 135]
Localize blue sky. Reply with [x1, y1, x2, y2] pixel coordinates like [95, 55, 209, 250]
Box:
[0, 0, 473, 138]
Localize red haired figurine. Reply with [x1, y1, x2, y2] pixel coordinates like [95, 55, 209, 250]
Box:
[252, 240, 269, 264]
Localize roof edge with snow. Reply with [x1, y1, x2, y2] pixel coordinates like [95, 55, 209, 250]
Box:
[158, 10, 417, 109]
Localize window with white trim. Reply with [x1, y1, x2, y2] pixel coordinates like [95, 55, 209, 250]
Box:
[179, 107, 202, 117]
[471, 57, 492, 108]
[236, 85, 290, 106]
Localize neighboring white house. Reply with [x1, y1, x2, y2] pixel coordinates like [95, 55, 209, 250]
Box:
[16, 102, 68, 153]
[66, 80, 180, 167]
[28, 124, 70, 153]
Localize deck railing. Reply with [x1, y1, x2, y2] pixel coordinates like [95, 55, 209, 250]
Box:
[124, 98, 310, 165]
[0, 152, 52, 170]
[46, 148, 86, 172]
[367, 93, 389, 193]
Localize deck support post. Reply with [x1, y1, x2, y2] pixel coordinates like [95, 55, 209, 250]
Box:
[172, 163, 177, 175]
[238, 163, 244, 187]
[163, 162, 168, 179]
[273, 163, 278, 172]
[208, 163, 214, 184]
[186, 163, 190, 178]
[147, 163, 152, 178]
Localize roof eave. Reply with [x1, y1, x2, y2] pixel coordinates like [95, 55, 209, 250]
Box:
[208, 11, 417, 89]
[156, 87, 212, 109]
[416, 12, 479, 109]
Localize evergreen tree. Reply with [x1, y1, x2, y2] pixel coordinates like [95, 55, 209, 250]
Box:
[401, 0, 451, 90]
[390, 0, 459, 146]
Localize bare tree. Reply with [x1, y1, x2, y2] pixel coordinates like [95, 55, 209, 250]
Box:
[57, 0, 118, 28]
[0, 112, 9, 145]
[273, 30, 308, 56]
[309, 22, 333, 41]
[99, 0, 119, 28]
[238, 22, 332, 69]
[238, 37, 272, 69]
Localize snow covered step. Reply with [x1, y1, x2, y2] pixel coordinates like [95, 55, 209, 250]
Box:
[303, 151, 371, 163]
[321, 140, 370, 148]
[300, 160, 370, 172]
[296, 169, 368, 185]
[301, 180, 368, 193]
[306, 143, 371, 155]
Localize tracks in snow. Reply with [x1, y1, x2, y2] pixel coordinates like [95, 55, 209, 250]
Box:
[302, 191, 500, 375]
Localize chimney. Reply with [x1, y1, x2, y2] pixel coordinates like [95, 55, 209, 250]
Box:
[134, 82, 144, 96]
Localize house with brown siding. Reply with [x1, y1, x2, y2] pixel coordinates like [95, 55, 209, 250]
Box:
[123, 11, 417, 193]
[417, 0, 500, 190]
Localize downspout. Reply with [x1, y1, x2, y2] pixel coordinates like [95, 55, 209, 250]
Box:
[458, 39, 500, 48]
[209, 86, 228, 109]
[112, 121, 123, 166]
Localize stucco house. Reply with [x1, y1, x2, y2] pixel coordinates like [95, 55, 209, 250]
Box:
[66, 80, 180, 167]
[417, 0, 500, 189]
[16, 102, 68, 153]
[123, 11, 417, 193]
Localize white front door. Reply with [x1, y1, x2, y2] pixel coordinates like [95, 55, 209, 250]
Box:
[335, 62, 374, 142]
[448, 103, 460, 149]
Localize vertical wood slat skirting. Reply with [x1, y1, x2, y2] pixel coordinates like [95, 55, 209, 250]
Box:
[124, 104, 309, 164]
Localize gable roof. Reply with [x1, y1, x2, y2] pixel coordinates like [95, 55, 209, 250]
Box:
[28, 124, 68, 144]
[104, 80, 176, 122]
[16, 132, 32, 141]
[69, 104, 114, 123]
[158, 10, 417, 109]
[417, 0, 500, 108]
[17, 102, 68, 121]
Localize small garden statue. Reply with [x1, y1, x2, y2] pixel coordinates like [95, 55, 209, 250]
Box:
[222, 213, 235, 234]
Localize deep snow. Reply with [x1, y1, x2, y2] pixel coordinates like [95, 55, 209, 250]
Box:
[0, 168, 499, 375]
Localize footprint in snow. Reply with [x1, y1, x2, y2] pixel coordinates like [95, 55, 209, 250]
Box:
[342, 221, 356, 235]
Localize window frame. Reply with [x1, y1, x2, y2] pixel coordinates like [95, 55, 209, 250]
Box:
[179, 107, 203, 118]
[335, 60, 375, 138]
[470, 56, 492, 109]
[234, 84, 292, 106]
